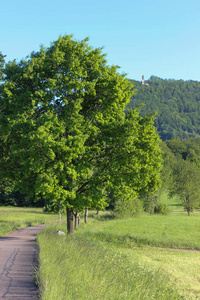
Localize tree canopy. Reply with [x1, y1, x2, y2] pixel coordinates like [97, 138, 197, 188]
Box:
[0, 35, 162, 233]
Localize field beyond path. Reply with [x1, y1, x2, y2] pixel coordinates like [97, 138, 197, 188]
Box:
[0, 224, 45, 299]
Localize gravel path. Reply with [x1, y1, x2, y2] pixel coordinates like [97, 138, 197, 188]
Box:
[0, 225, 45, 299]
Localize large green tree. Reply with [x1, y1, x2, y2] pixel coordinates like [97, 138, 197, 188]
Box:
[0, 35, 162, 233]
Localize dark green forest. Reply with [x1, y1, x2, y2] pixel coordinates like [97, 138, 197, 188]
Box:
[126, 76, 200, 141]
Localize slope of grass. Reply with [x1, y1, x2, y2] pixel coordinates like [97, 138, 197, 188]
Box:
[0, 206, 58, 235]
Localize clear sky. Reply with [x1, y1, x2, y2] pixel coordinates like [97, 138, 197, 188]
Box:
[1, 0, 200, 82]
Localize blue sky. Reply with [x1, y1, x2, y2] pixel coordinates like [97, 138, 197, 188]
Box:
[1, 0, 200, 81]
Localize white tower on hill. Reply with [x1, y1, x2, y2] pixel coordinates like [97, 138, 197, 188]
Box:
[141, 75, 149, 85]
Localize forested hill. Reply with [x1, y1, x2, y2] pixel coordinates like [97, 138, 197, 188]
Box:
[126, 76, 200, 141]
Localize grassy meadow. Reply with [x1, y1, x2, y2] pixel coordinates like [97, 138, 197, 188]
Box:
[160, 191, 184, 211]
[0, 206, 58, 235]
[1, 193, 200, 299]
[37, 193, 200, 300]
[37, 222, 183, 300]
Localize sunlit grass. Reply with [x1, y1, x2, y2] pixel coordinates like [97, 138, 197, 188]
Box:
[0, 206, 58, 235]
[37, 226, 182, 300]
[2, 205, 200, 299]
[122, 246, 200, 299]
[82, 212, 200, 250]
[37, 210, 200, 299]
[160, 191, 184, 211]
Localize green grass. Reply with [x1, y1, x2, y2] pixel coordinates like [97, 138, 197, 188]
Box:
[0, 206, 58, 235]
[83, 213, 200, 250]
[122, 246, 200, 299]
[1, 206, 200, 299]
[160, 191, 184, 211]
[37, 226, 182, 300]
[37, 210, 200, 299]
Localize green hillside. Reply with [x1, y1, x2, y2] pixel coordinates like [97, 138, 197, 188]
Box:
[126, 76, 200, 140]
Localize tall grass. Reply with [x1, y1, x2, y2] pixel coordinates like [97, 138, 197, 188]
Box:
[0, 206, 58, 235]
[37, 226, 183, 300]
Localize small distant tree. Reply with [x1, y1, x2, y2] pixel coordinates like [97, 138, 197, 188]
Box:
[142, 192, 159, 214]
[111, 184, 144, 218]
[113, 197, 143, 218]
[169, 159, 200, 215]
[160, 141, 176, 191]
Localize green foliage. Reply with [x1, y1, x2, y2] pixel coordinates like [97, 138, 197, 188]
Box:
[169, 159, 200, 214]
[0, 35, 162, 220]
[126, 76, 200, 140]
[0, 180, 45, 207]
[166, 136, 200, 166]
[159, 142, 176, 190]
[113, 197, 143, 218]
[142, 192, 159, 214]
[160, 138, 200, 214]
[154, 203, 169, 215]
[0, 52, 5, 81]
[159, 191, 184, 211]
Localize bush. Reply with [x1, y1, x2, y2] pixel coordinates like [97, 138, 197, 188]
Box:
[113, 197, 143, 218]
[154, 203, 169, 215]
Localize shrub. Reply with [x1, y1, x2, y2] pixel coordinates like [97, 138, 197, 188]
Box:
[113, 197, 143, 218]
[154, 203, 169, 215]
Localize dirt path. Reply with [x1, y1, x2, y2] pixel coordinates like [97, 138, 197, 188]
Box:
[0, 224, 45, 299]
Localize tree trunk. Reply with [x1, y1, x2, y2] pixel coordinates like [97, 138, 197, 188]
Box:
[78, 214, 81, 226]
[84, 207, 88, 224]
[187, 205, 190, 216]
[59, 202, 62, 225]
[67, 207, 74, 235]
[75, 213, 78, 230]
[186, 197, 190, 216]
[96, 210, 99, 215]
[150, 196, 154, 214]
[74, 212, 80, 230]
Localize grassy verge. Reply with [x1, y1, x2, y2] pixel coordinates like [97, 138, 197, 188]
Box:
[37, 226, 182, 300]
[37, 210, 200, 299]
[0, 206, 58, 235]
